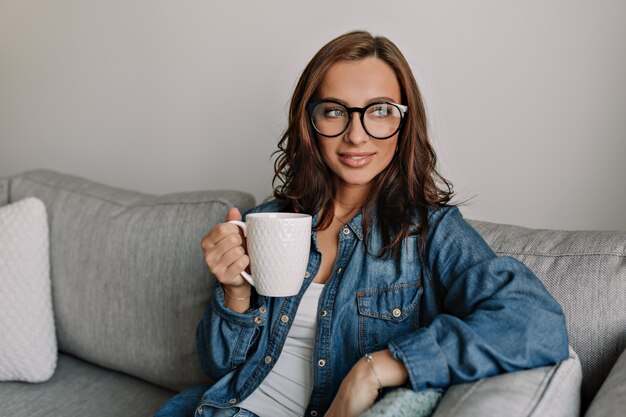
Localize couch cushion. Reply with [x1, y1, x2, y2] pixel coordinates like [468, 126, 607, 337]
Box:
[0, 353, 175, 417]
[8, 170, 256, 391]
[585, 348, 626, 417]
[0, 197, 57, 382]
[432, 347, 581, 417]
[469, 219, 626, 409]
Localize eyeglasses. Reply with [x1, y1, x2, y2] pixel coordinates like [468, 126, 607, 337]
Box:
[307, 100, 408, 140]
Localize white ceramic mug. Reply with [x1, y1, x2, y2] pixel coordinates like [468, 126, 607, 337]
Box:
[228, 212, 312, 297]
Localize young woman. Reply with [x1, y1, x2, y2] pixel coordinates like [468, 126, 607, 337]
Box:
[156, 30, 569, 417]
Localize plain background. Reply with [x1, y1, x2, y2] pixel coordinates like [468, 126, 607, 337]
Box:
[1, 1, 624, 231]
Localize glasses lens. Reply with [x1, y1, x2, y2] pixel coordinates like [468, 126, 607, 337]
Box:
[310, 102, 349, 137]
[363, 103, 403, 139]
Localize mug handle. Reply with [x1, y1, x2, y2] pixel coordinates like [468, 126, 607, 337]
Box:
[227, 220, 254, 287]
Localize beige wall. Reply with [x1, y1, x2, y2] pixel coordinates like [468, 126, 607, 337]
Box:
[1, 1, 624, 231]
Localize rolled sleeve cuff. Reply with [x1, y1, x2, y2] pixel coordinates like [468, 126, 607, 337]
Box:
[210, 284, 268, 328]
[389, 328, 450, 391]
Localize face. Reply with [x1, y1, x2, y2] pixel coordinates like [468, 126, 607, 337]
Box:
[315, 57, 401, 193]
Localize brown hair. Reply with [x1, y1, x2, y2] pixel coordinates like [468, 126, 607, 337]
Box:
[273, 30, 453, 256]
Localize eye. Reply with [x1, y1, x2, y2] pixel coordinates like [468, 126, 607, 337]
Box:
[323, 106, 346, 118]
[368, 103, 393, 118]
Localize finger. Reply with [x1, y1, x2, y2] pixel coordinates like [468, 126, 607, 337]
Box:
[220, 254, 250, 285]
[227, 207, 242, 221]
[217, 245, 246, 274]
[201, 222, 240, 250]
[204, 232, 244, 270]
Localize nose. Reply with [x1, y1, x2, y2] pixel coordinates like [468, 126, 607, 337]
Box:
[344, 112, 369, 145]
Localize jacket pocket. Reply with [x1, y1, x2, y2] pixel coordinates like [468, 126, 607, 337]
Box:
[356, 280, 422, 354]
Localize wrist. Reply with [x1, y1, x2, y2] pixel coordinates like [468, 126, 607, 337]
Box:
[223, 284, 251, 300]
[222, 284, 251, 312]
[366, 350, 409, 388]
[354, 354, 382, 394]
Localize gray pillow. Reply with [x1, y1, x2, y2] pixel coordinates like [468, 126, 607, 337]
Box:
[585, 348, 626, 417]
[8, 170, 255, 391]
[433, 347, 582, 417]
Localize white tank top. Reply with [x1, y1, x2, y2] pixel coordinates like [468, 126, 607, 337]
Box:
[238, 282, 324, 417]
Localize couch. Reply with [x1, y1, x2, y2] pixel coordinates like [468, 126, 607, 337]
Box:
[0, 170, 624, 417]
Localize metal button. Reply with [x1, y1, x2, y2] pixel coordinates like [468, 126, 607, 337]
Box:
[304, 271, 311, 278]
[320, 310, 328, 317]
[342, 227, 350, 235]
[228, 398, 237, 405]
[196, 406, 203, 416]
[264, 355, 273, 364]
[337, 267, 342, 274]
[254, 316, 263, 325]
[280, 315, 290, 323]
[259, 306, 267, 314]
[392, 308, 402, 318]
[311, 411, 318, 417]
[318, 359, 326, 367]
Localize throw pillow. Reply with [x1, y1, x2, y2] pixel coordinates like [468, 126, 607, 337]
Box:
[0, 197, 57, 382]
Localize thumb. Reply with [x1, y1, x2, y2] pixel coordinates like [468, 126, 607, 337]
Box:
[227, 207, 242, 222]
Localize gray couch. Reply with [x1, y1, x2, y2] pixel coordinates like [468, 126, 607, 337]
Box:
[0, 170, 624, 417]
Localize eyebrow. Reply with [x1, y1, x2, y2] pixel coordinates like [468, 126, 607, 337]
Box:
[321, 96, 399, 106]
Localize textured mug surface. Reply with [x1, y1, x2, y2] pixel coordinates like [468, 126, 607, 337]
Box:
[229, 213, 311, 297]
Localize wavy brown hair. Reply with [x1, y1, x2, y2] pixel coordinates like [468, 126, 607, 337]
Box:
[273, 30, 453, 256]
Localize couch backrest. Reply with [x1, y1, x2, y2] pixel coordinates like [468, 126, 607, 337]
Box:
[7, 170, 256, 391]
[469, 219, 626, 409]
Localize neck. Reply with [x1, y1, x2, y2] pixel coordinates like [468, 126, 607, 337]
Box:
[333, 182, 371, 220]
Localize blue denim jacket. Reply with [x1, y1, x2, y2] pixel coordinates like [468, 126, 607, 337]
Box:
[196, 202, 569, 416]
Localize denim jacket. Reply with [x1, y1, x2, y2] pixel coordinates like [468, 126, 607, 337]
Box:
[196, 202, 569, 416]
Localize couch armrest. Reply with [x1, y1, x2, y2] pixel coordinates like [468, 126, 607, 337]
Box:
[432, 347, 581, 417]
[585, 348, 626, 417]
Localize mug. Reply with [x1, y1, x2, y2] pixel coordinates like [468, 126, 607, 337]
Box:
[228, 212, 312, 297]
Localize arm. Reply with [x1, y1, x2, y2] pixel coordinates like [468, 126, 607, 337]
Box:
[326, 207, 568, 417]
[196, 207, 264, 380]
[388, 206, 569, 390]
[196, 283, 266, 381]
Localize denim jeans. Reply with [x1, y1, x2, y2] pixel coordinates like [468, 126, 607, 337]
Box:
[154, 385, 259, 417]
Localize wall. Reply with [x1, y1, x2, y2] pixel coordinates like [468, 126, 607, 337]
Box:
[1, 1, 625, 231]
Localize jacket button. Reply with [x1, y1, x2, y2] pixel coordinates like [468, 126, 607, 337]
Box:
[311, 411, 318, 416]
[259, 306, 267, 314]
[280, 315, 290, 323]
[254, 316, 263, 325]
[304, 271, 311, 278]
[264, 355, 273, 364]
[392, 308, 402, 318]
[342, 227, 350, 235]
[318, 359, 326, 367]
[228, 398, 237, 405]
[320, 310, 328, 317]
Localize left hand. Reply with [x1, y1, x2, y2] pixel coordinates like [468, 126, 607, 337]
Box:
[324, 357, 380, 417]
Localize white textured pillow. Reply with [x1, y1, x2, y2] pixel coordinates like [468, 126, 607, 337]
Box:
[0, 197, 57, 382]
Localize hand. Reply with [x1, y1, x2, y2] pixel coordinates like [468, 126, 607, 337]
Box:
[324, 357, 380, 417]
[200, 207, 250, 292]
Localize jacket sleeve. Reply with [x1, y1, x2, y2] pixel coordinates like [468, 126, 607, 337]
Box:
[387, 206, 569, 391]
[196, 283, 266, 381]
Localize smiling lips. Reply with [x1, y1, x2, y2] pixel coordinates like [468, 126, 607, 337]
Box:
[338, 152, 376, 168]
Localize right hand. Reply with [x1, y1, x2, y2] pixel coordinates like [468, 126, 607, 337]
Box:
[200, 207, 250, 291]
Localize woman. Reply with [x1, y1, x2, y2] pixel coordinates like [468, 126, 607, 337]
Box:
[156, 30, 568, 417]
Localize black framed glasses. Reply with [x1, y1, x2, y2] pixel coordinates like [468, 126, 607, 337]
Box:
[307, 99, 408, 140]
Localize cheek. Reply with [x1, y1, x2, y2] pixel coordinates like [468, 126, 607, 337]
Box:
[318, 140, 336, 164]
